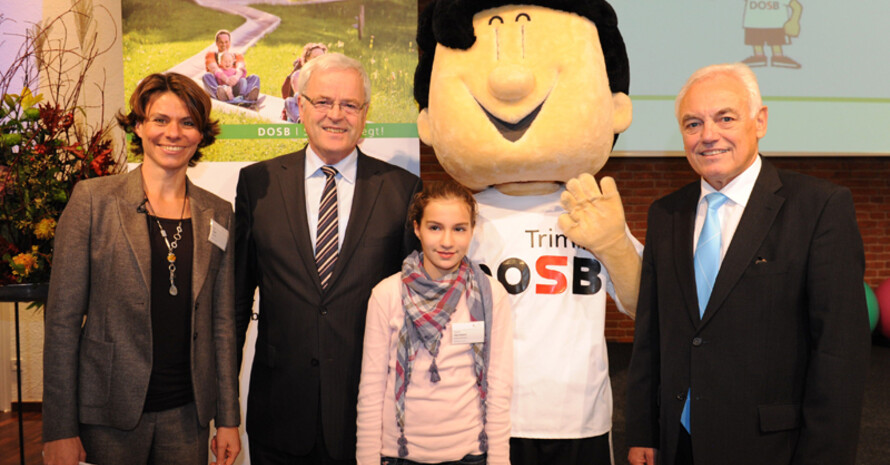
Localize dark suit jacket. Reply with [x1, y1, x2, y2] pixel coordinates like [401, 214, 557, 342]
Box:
[234, 147, 421, 459]
[626, 159, 870, 464]
[43, 168, 240, 441]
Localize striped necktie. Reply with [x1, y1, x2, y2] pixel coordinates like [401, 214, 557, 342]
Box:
[682, 191, 729, 433]
[315, 166, 339, 289]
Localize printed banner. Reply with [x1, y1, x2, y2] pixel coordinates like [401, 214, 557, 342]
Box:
[122, 0, 420, 166]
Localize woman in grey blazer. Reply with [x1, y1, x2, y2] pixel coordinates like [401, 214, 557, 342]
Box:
[42, 73, 241, 465]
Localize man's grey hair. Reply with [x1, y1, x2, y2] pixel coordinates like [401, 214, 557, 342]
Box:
[297, 52, 371, 104]
[675, 63, 762, 120]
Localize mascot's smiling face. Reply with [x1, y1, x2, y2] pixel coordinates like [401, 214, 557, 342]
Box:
[417, 5, 632, 193]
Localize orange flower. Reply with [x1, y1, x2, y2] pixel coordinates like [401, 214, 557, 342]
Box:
[11, 252, 38, 277]
[34, 218, 57, 240]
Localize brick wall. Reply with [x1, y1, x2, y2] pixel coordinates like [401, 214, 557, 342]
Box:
[420, 145, 890, 342]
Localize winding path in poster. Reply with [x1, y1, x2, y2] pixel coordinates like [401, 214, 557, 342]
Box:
[166, 0, 345, 122]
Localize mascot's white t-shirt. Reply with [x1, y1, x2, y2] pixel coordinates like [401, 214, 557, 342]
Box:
[743, 0, 792, 29]
[470, 188, 642, 438]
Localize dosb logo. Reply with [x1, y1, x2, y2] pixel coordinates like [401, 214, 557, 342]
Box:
[748, 1, 781, 10]
[479, 256, 603, 295]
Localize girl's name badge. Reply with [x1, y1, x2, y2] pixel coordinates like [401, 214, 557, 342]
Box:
[452, 321, 484, 344]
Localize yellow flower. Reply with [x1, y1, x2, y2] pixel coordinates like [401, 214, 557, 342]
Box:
[34, 218, 57, 240]
[18, 87, 43, 110]
[12, 252, 38, 277]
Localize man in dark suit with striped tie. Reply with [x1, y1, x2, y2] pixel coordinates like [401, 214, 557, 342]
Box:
[235, 52, 421, 464]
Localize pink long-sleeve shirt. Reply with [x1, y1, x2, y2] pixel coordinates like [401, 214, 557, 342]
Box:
[356, 272, 513, 465]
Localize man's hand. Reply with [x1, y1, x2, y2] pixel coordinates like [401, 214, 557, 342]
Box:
[211, 426, 241, 465]
[628, 447, 657, 465]
[558, 174, 626, 255]
[43, 437, 86, 465]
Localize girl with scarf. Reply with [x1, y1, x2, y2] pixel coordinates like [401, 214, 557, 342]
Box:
[356, 181, 513, 465]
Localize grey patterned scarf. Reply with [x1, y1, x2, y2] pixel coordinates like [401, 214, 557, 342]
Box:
[395, 250, 493, 458]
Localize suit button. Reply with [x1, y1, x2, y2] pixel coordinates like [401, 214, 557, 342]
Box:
[311, 358, 319, 367]
[320, 306, 328, 316]
[676, 393, 686, 401]
[692, 337, 703, 347]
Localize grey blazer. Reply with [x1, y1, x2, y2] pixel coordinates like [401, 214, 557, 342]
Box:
[43, 168, 240, 442]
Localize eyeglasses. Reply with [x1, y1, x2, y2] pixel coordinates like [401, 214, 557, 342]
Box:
[301, 95, 367, 116]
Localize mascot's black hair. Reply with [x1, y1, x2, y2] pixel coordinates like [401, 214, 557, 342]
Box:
[413, 0, 630, 109]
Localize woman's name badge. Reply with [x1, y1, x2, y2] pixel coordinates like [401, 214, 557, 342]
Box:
[209, 219, 229, 251]
[452, 321, 484, 344]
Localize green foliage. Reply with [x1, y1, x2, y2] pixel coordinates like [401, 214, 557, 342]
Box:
[1, 5, 124, 285]
[0, 90, 120, 284]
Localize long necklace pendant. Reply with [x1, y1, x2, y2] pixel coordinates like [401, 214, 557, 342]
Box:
[147, 190, 188, 299]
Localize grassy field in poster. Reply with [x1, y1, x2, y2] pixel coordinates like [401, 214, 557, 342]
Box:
[122, 0, 418, 162]
[250, 0, 418, 123]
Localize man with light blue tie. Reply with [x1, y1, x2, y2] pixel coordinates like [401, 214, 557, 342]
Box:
[625, 63, 870, 465]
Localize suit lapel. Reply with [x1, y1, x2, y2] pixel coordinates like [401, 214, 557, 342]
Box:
[277, 149, 323, 292]
[672, 185, 704, 326]
[188, 179, 213, 302]
[327, 150, 382, 290]
[117, 168, 152, 292]
[700, 160, 784, 327]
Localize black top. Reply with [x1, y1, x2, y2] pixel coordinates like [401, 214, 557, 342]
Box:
[144, 216, 194, 412]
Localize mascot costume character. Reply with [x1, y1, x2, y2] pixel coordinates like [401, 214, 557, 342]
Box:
[414, 1, 641, 463]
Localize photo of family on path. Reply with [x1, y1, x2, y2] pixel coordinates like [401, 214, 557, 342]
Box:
[122, 0, 417, 162]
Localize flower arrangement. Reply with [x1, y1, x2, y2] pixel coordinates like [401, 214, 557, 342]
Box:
[0, 3, 122, 285]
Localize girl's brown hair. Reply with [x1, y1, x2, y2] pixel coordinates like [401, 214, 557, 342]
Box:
[408, 179, 477, 228]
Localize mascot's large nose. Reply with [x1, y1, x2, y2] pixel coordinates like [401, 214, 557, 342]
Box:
[488, 64, 535, 102]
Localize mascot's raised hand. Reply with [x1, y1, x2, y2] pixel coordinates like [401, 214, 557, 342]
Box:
[559, 175, 626, 255]
[559, 174, 641, 317]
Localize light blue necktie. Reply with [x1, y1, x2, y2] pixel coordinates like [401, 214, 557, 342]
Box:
[681, 192, 729, 433]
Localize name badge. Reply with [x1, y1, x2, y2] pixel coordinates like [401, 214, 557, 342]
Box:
[452, 321, 484, 344]
[208, 219, 229, 251]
